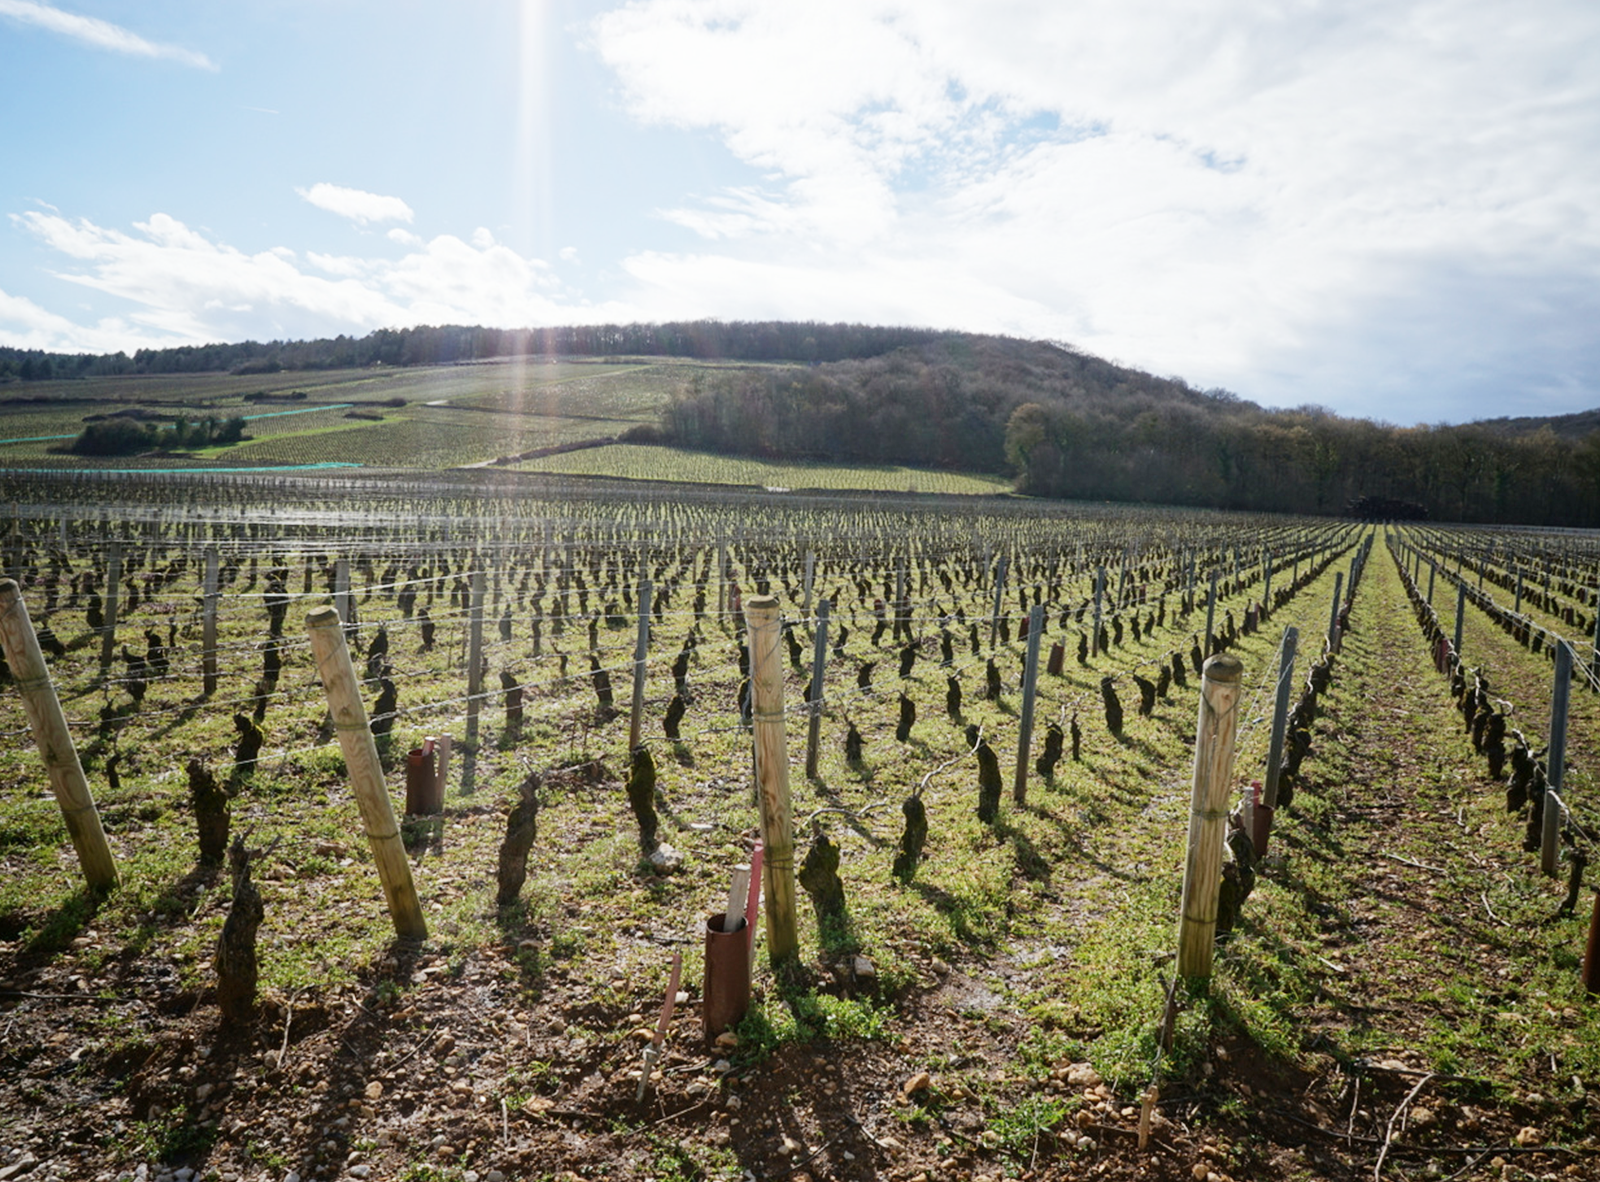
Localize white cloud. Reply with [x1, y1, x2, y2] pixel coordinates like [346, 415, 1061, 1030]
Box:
[296, 183, 415, 226]
[589, 0, 1600, 419]
[5, 211, 586, 352]
[0, 0, 216, 70]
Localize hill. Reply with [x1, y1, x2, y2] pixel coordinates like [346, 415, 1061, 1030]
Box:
[4, 321, 1597, 525]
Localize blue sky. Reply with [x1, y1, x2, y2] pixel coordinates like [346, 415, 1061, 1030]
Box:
[2, 0, 1598, 426]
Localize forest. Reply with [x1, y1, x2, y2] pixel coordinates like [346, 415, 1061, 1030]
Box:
[659, 336, 1600, 526]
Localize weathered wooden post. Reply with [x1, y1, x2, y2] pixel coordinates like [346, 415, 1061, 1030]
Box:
[466, 569, 485, 740]
[1260, 627, 1299, 850]
[202, 547, 220, 697]
[628, 578, 652, 751]
[1427, 561, 1436, 606]
[1514, 572, 1524, 617]
[805, 600, 830, 780]
[1326, 571, 1344, 653]
[0, 579, 118, 891]
[305, 606, 427, 940]
[1014, 603, 1045, 804]
[1454, 583, 1466, 660]
[744, 595, 799, 967]
[1177, 653, 1244, 979]
[990, 556, 1008, 649]
[1543, 641, 1573, 876]
[98, 541, 122, 675]
[1204, 570, 1217, 651]
[802, 550, 815, 619]
[335, 555, 351, 625]
[1590, 594, 1600, 685]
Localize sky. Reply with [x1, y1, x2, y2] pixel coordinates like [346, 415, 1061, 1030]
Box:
[1, 0, 1598, 426]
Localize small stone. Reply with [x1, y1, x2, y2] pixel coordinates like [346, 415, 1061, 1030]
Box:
[1410, 1106, 1433, 1128]
[1515, 1126, 1541, 1146]
[193, 1083, 213, 1102]
[485, 1173, 505, 1182]
[852, 955, 877, 978]
[724, 1095, 741, 1110]
[931, 958, 950, 974]
[365, 1081, 383, 1100]
[284, 1174, 301, 1182]
[901, 1071, 932, 1098]
[877, 1136, 904, 1152]
[1193, 1165, 1211, 1182]
[715, 1031, 739, 1049]
[1066, 1063, 1103, 1088]
[1078, 1135, 1094, 1150]
[779, 1136, 801, 1155]
[347, 1169, 371, 1180]
[647, 843, 682, 872]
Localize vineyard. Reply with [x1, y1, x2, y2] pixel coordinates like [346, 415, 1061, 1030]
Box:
[1, 473, 1598, 1182]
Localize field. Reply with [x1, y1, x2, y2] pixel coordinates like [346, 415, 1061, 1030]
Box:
[508, 444, 1010, 495]
[1, 474, 1599, 1182]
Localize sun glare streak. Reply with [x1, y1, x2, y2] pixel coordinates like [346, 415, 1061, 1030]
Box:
[507, 0, 558, 410]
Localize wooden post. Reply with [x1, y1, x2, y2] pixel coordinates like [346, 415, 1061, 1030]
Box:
[1177, 653, 1244, 979]
[743, 595, 799, 967]
[1515, 572, 1523, 616]
[805, 600, 830, 780]
[466, 569, 485, 740]
[990, 556, 1008, 649]
[1454, 582, 1466, 659]
[1014, 603, 1045, 804]
[1327, 571, 1344, 653]
[716, 534, 728, 620]
[1427, 561, 1436, 606]
[1263, 550, 1273, 613]
[1543, 641, 1573, 876]
[1590, 596, 1600, 685]
[202, 547, 219, 697]
[1204, 569, 1217, 651]
[1092, 565, 1106, 656]
[802, 550, 815, 619]
[99, 542, 122, 675]
[0, 579, 118, 891]
[628, 578, 652, 751]
[335, 555, 351, 625]
[305, 606, 427, 940]
[1261, 627, 1298, 810]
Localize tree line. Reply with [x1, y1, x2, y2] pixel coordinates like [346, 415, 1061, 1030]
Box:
[0, 320, 946, 381]
[660, 335, 1600, 526]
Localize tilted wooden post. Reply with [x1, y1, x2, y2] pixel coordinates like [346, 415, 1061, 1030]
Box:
[99, 541, 122, 676]
[744, 595, 799, 967]
[805, 599, 830, 780]
[1093, 565, 1106, 656]
[1177, 653, 1244, 979]
[306, 606, 427, 940]
[1014, 603, 1045, 804]
[1543, 641, 1573, 876]
[1, 579, 118, 890]
[628, 578, 652, 751]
